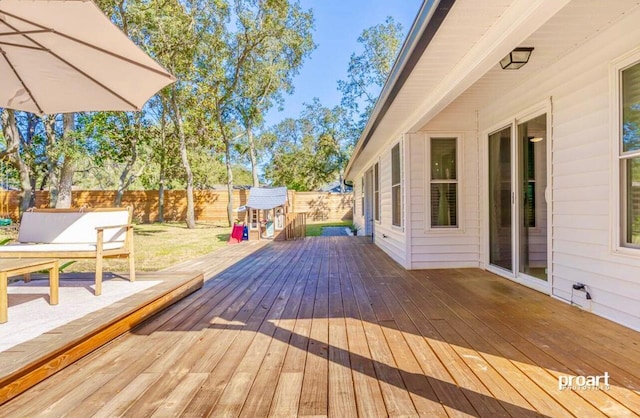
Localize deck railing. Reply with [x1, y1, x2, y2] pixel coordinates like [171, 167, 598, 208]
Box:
[285, 212, 306, 241]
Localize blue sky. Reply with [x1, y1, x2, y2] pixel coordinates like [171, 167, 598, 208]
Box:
[264, 0, 423, 126]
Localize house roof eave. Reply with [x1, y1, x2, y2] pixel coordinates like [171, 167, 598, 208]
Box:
[344, 0, 455, 180]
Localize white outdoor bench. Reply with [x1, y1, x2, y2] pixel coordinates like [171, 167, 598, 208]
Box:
[0, 208, 135, 296]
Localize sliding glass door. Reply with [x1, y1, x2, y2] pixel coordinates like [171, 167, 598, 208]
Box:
[488, 127, 513, 272]
[517, 114, 548, 281]
[488, 114, 549, 287]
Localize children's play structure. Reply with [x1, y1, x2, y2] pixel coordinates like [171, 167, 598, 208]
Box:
[239, 187, 289, 241]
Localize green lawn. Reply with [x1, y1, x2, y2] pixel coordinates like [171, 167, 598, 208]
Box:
[306, 221, 353, 237]
[0, 222, 230, 272]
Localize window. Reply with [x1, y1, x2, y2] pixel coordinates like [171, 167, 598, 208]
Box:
[374, 163, 380, 221]
[391, 143, 402, 227]
[525, 139, 536, 228]
[275, 207, 284, 230]
[250, 209, 259, 230]
[622, 61, 640, 247]
[429, 137, 458, 228]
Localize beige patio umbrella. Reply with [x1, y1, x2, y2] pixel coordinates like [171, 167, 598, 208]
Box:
[0, 0, 175, 115]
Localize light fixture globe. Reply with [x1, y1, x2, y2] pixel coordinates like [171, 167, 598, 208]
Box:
[500, 47, 534, 70]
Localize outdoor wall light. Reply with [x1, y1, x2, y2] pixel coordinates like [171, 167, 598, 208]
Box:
[528, 136, 544, 143]
[500, 47, 534, 70]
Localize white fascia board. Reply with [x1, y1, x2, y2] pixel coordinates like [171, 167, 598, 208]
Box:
[344, 0, 447, 180]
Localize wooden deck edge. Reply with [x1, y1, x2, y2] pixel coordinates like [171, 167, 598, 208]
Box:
[0, 273, 204, 405]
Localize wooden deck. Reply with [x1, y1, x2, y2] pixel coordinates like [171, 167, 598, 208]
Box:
[2, 237, 640, 417]
[0, 271, 204, 404]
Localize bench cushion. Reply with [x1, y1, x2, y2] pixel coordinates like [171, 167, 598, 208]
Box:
[0, 242, 125, 253]
[18, 211, 129, 244]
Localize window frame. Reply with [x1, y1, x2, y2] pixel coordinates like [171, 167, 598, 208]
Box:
[426, 133, 463, 231]
[275, 207, 284, 230]
[360, 176, 365, 217]
[249, 209, 259, 230]
[611, 49, 640, 254]
[391, 142, 403, 228]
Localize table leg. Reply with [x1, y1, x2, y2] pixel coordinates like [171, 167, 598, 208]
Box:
[50, 262, 59, 305]
[0, 272, 7, 323]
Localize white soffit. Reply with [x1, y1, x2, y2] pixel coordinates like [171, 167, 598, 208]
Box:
[350, 0, 573, 175]
[426, 0, 640, 120]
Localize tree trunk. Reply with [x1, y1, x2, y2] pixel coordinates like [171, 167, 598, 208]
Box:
[43, 116, 59, 207]
[225, 139, 234, 227]
[17, 162, 32, 212]
[158, 169, 165, 223]
[1, 109, 33, 213]
[170, 92, 195, 229]
[115, 120, 139, 207]
[56, 113, 76, 208]
[115, 163, 132, 207]
[158, 104, 167, 223]
[247, 127, 259, 187]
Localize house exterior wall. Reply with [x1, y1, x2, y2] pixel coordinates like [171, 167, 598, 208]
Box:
[352, 137, 408, 268]
[406, 6, 640, 330]
[480, 8, 640, 330]
[407, 123, 481, 269]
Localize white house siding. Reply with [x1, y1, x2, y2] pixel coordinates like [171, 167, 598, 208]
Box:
[352, 137, 407, 268]
[468, 6, 640, 331]
[407, 117, 482, 269]
[352, 171, 365, 235]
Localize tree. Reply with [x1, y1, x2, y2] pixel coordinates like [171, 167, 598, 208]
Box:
[197, 0, 314, 225]
[264, 99, 344, 191]
[0, 109, 33, 212]
[233, 0, 315, 187]
[337, 16, 404, 147]
[43, 115, 59, 206]
[80, 111, 154, 206]
[97, 0, 207, 228]
[55, 113, 78, 208]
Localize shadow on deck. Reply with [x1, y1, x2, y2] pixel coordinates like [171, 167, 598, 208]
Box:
[2, 237, 640, 417]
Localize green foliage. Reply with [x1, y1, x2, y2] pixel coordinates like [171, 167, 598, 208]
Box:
[1, 2, 404, 211]
[58, 261, 77, 272]
[264, 99, 347, 191]
[0, 135, 19, 190]
[337, 16, 404, 147]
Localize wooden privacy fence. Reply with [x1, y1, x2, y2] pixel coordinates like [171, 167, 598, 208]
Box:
[0, 190, 353, 224]
[285, 213, 307, 240]
[294, 192, 353, 222]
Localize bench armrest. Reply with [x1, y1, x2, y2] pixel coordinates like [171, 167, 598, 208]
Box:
[96, 224, 134, 253]
[95, 224, 134, 231]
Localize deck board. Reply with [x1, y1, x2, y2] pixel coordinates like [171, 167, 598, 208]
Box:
[2, 237, 640, 417]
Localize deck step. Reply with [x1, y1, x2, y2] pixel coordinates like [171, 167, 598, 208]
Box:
[0, 272, 203, 405]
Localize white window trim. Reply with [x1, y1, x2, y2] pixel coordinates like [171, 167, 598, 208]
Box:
[425, 133, 463, 232]
[275, 207, 284, 230]
[610, 48, 640, 256]
[360, 176, 365, 217]
[374, 160, 381, 224]
[249, 209, 259, 230]
[391, 140, 403, 229]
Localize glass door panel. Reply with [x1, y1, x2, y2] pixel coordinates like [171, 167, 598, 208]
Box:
[517, 115, 548, 280]
[488, 127, 513, 272]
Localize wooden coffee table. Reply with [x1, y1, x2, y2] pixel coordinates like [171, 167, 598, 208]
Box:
[0, 259, 59, 323]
